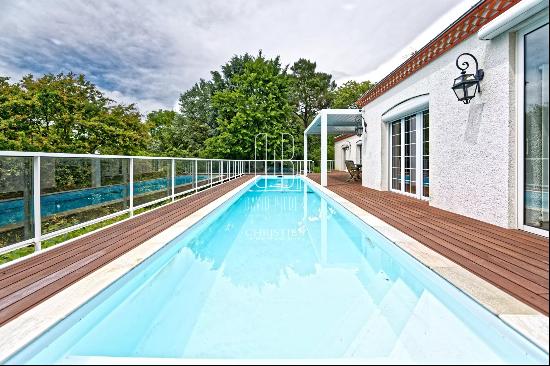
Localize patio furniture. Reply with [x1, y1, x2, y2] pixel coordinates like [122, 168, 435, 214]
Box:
[345, 160, 361, 182]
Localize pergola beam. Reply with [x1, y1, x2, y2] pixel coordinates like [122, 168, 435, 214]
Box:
[321, 111, 327, 187]
[303, 109, 362, 186]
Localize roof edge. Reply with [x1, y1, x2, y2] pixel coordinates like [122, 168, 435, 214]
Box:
[356, 0, 521, 108]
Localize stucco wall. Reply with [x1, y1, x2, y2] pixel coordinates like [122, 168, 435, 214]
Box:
[360, 32, 517, 228]
[334, 137, 362, 171]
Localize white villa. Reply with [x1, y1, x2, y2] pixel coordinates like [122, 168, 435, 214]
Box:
[324, 0, 548, 236]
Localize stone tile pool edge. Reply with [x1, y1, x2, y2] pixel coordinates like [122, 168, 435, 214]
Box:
[0, 177, 257, 363]
[0, 175, 547, 363]
[302, 176, 549, 353]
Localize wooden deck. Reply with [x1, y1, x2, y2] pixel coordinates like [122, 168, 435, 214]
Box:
[0, 176, 250, 326]
[309, 172, 549, 315]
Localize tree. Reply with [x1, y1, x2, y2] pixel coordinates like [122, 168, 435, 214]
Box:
[288, 59, 336, 129]
[173, 79, 218, 157]
[146, 109, 182, 156]
[201, 53, 295, 159]
[331, 80, 374, 109]
[0, 73, 148, 154]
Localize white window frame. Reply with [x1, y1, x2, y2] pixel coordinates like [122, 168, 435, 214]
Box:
[516, 16, 549, 237]
[356, 142, 362, 165]
[389, 109, 428, 200]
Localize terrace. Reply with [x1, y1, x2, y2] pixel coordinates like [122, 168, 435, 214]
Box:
[308, 172, 549, 315]
[0, 151, 548, 363]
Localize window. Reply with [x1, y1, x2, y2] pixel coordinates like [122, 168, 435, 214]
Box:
[356, 143, 362, 165]
[521, 22, 549, 233]
[391, 121, 401, 190]
[404, 115, 416, 194]
[390, 110, 429, 199]
[422, 111, 429, 198]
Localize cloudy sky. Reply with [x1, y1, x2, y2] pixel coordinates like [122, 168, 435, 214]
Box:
[0, 0, 478, 114]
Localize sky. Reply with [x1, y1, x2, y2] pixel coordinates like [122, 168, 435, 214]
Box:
[0, 0, 479, 114]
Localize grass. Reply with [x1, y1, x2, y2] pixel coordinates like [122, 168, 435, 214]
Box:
[0, 191, 196, 266]
[0, 213, 129, 266]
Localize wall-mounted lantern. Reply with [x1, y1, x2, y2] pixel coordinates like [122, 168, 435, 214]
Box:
[451, 53, 484, 104]
[354, 111, 367, 136]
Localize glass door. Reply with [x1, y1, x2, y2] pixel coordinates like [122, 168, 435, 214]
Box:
[522, 22, 549, 234]
[389, 110, 429, 199]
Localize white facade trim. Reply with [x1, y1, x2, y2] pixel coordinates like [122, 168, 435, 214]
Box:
[516, 15, 550, 237]
[388, 110, 429, 201]
[479, 0, 549, 40]
[381, 94, 429, 123]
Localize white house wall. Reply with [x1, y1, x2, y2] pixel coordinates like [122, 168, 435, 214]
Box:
[361, 31, 517, 228]
[334, 137, 362, 171]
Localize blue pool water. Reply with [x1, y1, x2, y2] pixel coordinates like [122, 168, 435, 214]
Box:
[0, 175, 210, 227]
[6, 177, 548, 364]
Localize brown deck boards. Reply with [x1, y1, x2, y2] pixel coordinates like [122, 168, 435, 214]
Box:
[309, 172, 549, 315]
[0, 176, 251, 326]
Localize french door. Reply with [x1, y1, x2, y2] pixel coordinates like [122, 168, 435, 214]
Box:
[518, 20, 549, 236]
[390, 110, 429, 199]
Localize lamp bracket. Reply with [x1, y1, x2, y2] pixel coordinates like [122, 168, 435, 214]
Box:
[456, 52, 484, 94]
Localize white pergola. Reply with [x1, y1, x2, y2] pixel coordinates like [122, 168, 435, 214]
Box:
[303, 109, 362, 186]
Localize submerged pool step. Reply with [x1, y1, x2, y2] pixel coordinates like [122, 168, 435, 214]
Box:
[343, 278, 421, 358]
[68, 249, 201, 357]
[132, 256, 219, 357]
[388, 291, 505, 363]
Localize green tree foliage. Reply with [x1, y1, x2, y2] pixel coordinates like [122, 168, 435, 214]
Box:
[172, 54, 260, 158]
[173, 79, 218, 157]
[200, 53, 295, 159]
[145, 109, 183, 156]
[287, 59, 337, 161]
[331, 80, 374, 109]
[0, 73, 148, 154]
[288, 59, 336, 129]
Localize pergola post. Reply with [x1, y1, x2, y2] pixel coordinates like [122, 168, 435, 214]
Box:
[303, 133, 308, 175]
[321, 111, 327, 187]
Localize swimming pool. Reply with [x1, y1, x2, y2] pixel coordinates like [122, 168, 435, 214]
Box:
[5, 177, 548, 364]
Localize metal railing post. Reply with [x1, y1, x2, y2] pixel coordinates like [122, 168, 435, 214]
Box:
[129, 158, 134, 217]
[32, 156, 41, 251]
[210, 160, 213, 187]
[171, 159, 175, 202]
[220, 160, 224, 182]
[194, 159, 198, 191]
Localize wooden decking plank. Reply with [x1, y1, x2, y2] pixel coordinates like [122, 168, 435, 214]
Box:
[309, 173, 549, 315]
[334, 189, 548, 292]
[337, 185, 548, 257]
[0, 196, 223, 296]
[333, 187, 548, 282]
[336, 188, 549, 276]
[0, 177, 250, 326]
[333, 178, 548, 267]
[0, 181, 234, 279]
[338, 181, 548, 251]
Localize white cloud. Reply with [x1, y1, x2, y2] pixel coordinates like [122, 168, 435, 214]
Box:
[0, 0, 465, 114]
[343, 0, 480, 84]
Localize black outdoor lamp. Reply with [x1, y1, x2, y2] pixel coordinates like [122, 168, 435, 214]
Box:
[354, 111, 367, 136]
[452, 52, 484, 104]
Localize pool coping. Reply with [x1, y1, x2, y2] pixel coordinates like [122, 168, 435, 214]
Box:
[303, 176, 549, 354]
[0, 176, 257, 363]
[0, 175, 547, 362]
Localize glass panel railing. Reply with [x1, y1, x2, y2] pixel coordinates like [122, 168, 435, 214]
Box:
[39, 157, 130, 235]
[132, 159, 171, 207]
[0, 157, 34, 249]
[197, 160, 210, 188]
[224, 161, 230, 181]
[212, 160, 221, 184]
[174, 160, 195, 195]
